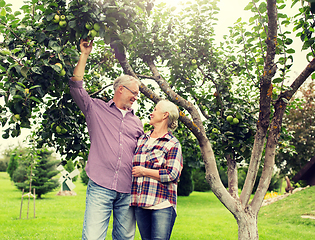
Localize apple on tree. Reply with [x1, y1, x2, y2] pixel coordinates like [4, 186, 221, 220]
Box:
[212, 128, 219, 134]
[232, 118, 239, 125]
[52, 14, 60, 23]
[59, 20, 67, 28]
[226, 115, 233, 123]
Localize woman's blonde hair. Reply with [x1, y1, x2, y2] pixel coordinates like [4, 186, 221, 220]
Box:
[158, 100, 179, 131]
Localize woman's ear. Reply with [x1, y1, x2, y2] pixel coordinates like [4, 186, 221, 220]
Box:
[163, 112, 169, 120]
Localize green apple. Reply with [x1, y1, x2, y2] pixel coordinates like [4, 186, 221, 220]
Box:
[85, 22, 93, 30]
[89, 29, 98, 38]
[55, 63, 63, 70]
[60, 15, 66, 20]
[191, 59, 197, 64]
[94, 23, 100, 31]
[53, 14, 60, 23]
[212, 128, 219, 133]
[232, 118, 239, 124]
[61, 128, 67, 134]
[226, 115, 233, 122]
[59, 20, 67, 28]
[59, 69, 66, 76]
[56, 126, 62, 133]
[14, 114, 20, 121]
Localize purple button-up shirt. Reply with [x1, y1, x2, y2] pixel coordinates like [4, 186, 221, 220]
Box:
[69, 79, 144, 193]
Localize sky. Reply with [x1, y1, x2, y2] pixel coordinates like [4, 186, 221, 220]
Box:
[0, 0, 310, 155]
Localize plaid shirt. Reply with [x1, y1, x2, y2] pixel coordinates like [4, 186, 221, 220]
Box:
[130, 130, 183, 210]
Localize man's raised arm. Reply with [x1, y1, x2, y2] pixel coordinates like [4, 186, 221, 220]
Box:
[72, 39, 93, 81]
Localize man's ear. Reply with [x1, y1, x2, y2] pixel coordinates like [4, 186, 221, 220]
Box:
[118, 85, 124, 94]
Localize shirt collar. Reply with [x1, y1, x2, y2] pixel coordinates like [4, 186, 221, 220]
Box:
[144, 130, 173, 141]
[108, 99, 135, 114]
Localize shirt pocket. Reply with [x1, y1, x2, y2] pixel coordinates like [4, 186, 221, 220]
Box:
[146, 148, 167, 169]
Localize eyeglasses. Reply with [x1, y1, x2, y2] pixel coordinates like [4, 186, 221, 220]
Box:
[123, 85, 139, 97]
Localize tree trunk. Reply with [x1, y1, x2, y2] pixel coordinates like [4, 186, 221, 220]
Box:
[226, 154, 238, 199]
[236, 208, 258, 240]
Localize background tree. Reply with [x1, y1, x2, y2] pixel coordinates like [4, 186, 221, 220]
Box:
[6, 147, 25, 181]
[0, 0, 315, 239]
[276, 81, 315, 181]
[8, 146, 59, 198]
[0, 147, 12, 171]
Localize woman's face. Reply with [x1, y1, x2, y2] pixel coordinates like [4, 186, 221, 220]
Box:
[149, 103, 166, 126]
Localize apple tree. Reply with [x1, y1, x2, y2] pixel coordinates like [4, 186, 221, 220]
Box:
[1, 0, 315, 239]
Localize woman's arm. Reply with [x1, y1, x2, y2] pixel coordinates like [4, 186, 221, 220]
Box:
[132, 166, 160, 181]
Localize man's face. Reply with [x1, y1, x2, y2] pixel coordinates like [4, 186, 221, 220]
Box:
[120, 82, 139, 110]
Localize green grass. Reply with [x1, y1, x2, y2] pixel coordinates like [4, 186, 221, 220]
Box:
[0, 172, 314, 239]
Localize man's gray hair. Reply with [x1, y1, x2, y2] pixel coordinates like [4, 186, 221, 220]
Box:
[158, 100, 179, 131]
[113, 75, 141, 92]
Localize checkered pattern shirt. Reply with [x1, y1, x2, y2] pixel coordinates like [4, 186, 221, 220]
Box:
[130, 131, 183, 210]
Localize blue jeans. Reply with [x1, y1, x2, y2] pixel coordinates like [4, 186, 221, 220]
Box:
[134, 206, 176, 240]
[82, 180, 136, 240]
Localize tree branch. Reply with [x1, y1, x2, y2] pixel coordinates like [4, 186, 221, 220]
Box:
[145, 58, 206, 138]
[240, 0, 278, 205]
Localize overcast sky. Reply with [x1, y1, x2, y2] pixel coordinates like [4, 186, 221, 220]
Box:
[0, 0, 309, 155]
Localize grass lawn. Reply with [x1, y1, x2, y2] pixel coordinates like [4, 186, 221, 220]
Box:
[0, 171, 314, 239]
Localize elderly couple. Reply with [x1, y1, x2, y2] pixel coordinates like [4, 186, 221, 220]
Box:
[69, 38, 183, 240]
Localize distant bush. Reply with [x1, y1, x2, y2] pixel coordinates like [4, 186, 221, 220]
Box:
[178, 165, 193, 196]
[192, 168, 211, 192]
[81, 168, 89, 186]
[238, 166, 281, 192]
[0, 159, 9, 172]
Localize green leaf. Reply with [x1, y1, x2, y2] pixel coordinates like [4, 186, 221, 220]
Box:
[16, 82, 26, 88]
[29, 85, 41, 90]
[13, 95, 23, 99]
[68, 20, 76, 29]
[273, 78, 283, 83]
[286, 48, 295, 54]
[107, 17, 117, 25]
[48, 40, 61, 52]
[37, 32, 46, 43]
[46, 23, 59, 31]
[0, 8, 6, 17]
[30, 96, 41, 103]
[244, 2, 254, 11]
[20, 66, 28, 78]
[31, 67, 42, 74]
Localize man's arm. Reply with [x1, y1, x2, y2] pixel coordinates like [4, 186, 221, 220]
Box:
[72, 39, 93, 81]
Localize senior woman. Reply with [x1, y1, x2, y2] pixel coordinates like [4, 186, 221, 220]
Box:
[130, 99, 183, 240]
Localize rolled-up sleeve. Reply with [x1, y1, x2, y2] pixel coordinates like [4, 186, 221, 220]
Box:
[159, 142, 183, 183]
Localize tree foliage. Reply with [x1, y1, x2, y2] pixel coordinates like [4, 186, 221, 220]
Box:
[7, 146, 59, 198]
[277, 81, 315, 179]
